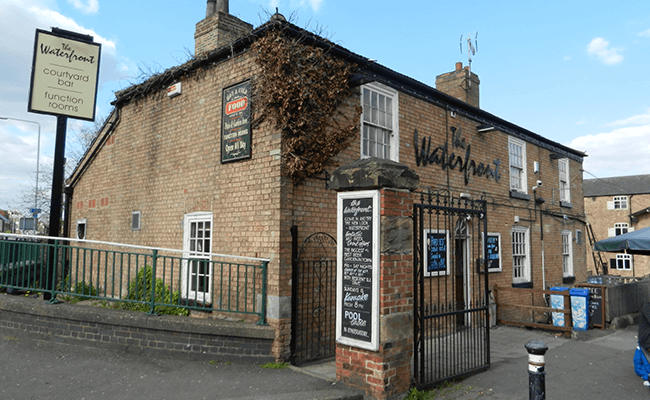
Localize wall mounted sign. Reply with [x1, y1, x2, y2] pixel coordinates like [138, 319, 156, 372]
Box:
[413, 128, 502, 185]
[424, 229, 449, 277]
[336, 190, 380, 351]
[221, 80, 252, 163]
[28, 29, 101, 121]
[483, 233, 502, 272]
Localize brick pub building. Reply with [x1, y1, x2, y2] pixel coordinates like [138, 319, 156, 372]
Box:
[66, 1, 587, 397]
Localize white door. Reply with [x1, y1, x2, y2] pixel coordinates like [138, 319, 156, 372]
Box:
[182, 212, 213, 304]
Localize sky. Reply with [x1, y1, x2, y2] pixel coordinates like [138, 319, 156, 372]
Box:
[1, 0, 649, 212]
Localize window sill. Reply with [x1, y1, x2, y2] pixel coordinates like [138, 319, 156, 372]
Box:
[560, 201, 573, 208]
[510, 191, 530, 201]
[512, 282, 533, 289]
[563, 276, 576, 284]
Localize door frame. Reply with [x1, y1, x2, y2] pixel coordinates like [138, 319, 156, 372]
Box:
[182, 211, 213, 304]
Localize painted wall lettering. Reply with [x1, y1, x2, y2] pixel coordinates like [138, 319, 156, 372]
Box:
[413, 128, 501, 185]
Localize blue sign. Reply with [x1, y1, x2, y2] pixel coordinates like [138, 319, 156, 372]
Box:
[427, 231, 447, 274]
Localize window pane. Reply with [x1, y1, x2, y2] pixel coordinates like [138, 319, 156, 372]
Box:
[386, 98, 393, 129]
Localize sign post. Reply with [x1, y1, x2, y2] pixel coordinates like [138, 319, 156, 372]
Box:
[28, 27, 101, 300]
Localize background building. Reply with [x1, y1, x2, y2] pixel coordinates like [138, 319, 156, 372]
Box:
[584, 174, 650, 277]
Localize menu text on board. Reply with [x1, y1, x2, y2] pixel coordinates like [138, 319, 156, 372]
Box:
[341, 197, 374, 342]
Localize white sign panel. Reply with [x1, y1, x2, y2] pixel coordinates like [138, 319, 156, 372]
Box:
[28, 29, 101, 121]
[336, 190, 380, 352]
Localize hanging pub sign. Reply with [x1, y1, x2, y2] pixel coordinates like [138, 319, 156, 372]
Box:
[221, 80, 252, 163]
[336, 190, 380, 352]
[28, 28, 101, 121]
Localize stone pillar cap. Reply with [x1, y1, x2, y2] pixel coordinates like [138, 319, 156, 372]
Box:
[329, 158, 419, 191]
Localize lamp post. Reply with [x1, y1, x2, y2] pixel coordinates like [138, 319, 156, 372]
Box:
[0, 117, 41, 234]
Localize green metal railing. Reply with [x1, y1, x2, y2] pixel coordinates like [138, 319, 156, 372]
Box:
[0, 234, 269, 324]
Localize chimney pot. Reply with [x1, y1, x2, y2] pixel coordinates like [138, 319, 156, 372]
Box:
[455, 62, 463, 71]
[196, 0, 251, 56]
[216, 0, 229, 13]
[206, 0, 216, 17]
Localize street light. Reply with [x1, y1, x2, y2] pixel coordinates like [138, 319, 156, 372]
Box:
[0, 116, 41, 234]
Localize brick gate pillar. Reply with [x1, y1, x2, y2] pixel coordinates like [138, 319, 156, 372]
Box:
[329, 158, 419, 400]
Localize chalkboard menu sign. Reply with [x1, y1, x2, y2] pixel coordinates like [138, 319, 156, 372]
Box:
[221, 80, 252, 163]
[484, 233, 502, 272]
[425, 230, 449, 276]
[336, 190, 380, 351]
[579, 284, 605, 329]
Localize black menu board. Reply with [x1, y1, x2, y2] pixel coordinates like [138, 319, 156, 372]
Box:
[485, 233, 501, 272]
[426, 231, 448, 275]
[337, 191, 379, 351]
[583, 285, 605, 329]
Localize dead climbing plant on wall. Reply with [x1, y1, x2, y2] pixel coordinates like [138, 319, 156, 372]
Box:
[252, 25, 361, 184]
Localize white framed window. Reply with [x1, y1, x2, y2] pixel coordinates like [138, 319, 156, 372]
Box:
[182, 212, 213, 304]
[511, 226, 530, 284]
[614, 254, 632, 270]
[608, 222, 633, 237]
[607, 196, 628, 210]
[360, 82, 399, 161]
[561, 230, 573, 277]
[131, 211, 141, 231]
[76, 219, 87, 240]
[558, 158, 570, 203]
[424, 229, 450, 277]
[508, 137, 527, 193]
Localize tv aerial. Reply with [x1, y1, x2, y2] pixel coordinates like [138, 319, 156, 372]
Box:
[460, 32, 478, 81]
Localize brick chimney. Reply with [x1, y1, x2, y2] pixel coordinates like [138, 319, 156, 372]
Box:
[194, 0, 253, 56]
[435, 62, 480, 108]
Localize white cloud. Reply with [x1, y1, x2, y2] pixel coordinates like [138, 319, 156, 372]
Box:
[639, 29, 650, 38]
[570, 123, 650, 178]
[608, 108, 650, 127]
[303, 0, 324, 12]
[586, 37, 623, 65]
[270, 0, 324, 13]
[29, 6, 116, 54]
[67, 0, 98, 14]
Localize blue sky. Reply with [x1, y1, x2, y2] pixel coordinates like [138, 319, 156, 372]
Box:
[1, 0, 649, 211]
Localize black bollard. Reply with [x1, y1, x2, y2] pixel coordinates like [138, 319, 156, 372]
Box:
[525, 340, 548, 400]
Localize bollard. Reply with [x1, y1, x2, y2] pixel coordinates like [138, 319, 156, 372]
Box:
[525, 340, 548, 400]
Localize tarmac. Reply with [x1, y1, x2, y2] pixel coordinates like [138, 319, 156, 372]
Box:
[1, 322, 648, 399]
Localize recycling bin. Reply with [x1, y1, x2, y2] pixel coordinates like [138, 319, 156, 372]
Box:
[570, 288, 590, 331]
[550, 286, 569, 327]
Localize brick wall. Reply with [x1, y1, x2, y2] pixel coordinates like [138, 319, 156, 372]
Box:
[0, 295, 274, 362]
[68, 50, 290, 359]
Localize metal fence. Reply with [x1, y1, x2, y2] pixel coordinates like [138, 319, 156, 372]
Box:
[413, 192, 490, 389]
[0, 234, 269, 324]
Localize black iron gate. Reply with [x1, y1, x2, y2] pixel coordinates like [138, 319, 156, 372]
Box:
[413, 192, 490, 388]
[291, 228, 337, 365]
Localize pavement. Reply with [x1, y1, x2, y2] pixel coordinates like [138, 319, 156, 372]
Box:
[1, 323, 648, 400]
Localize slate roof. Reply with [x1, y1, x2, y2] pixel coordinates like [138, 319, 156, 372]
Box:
[583, 174, 650, 197]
